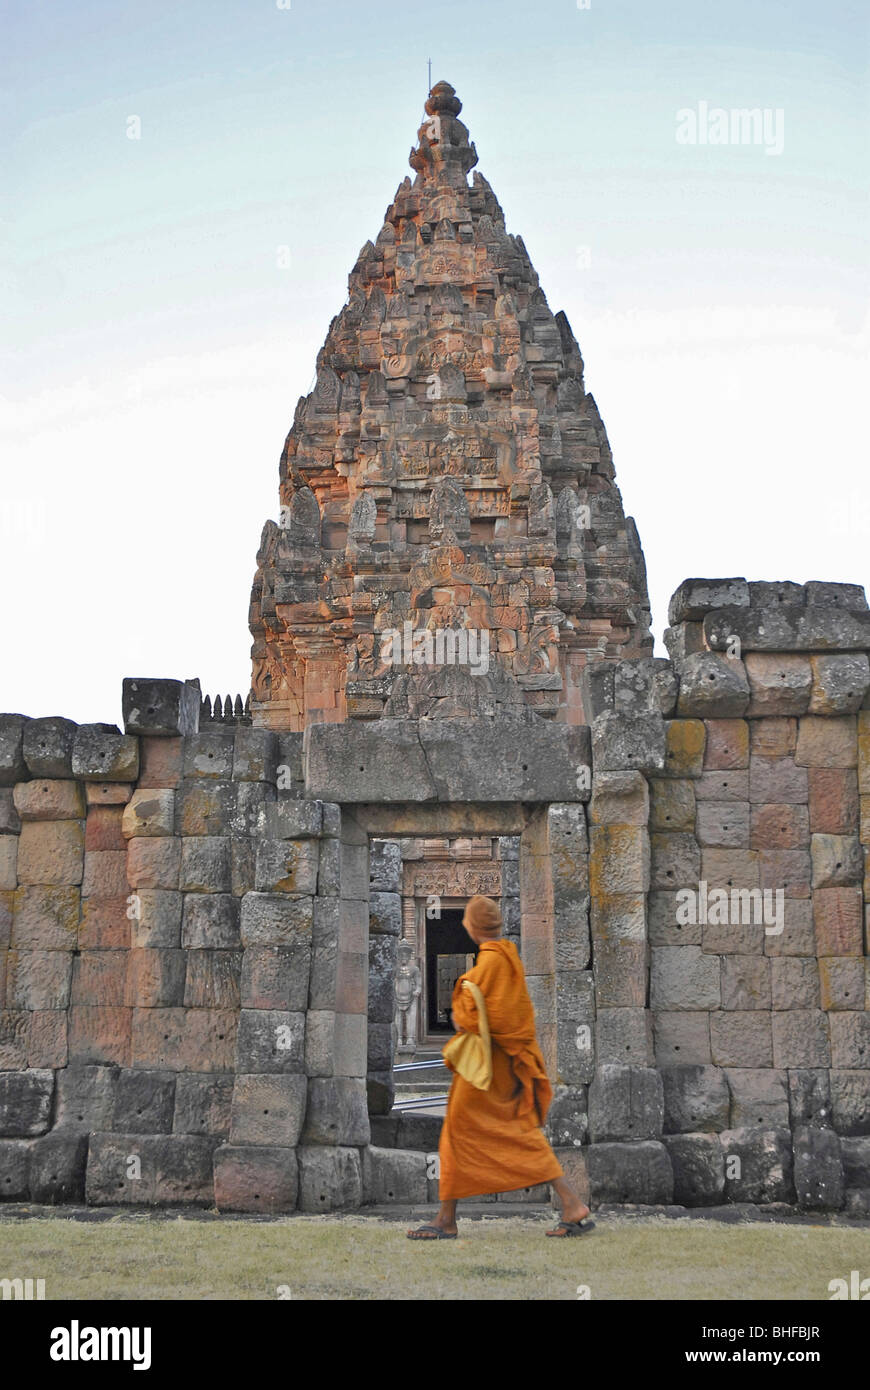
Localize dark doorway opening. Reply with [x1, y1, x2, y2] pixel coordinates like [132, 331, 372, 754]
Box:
[425, 909, 477, 1035]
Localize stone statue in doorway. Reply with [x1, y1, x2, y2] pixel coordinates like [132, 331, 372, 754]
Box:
[394, 938, 422, 1053]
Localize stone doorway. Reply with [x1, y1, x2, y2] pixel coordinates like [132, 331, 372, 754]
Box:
[422, 908, 475, 1039]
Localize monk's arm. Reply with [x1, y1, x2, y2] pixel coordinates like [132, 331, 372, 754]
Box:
[450, 954, 499, 1032]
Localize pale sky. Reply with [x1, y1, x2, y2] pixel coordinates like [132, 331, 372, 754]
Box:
[3, 0, 868, 725]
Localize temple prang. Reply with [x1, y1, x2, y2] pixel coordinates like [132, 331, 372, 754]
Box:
[249, 82, 652, 732]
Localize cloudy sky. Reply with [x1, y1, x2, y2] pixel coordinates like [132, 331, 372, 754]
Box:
[4, 0, 868, 724]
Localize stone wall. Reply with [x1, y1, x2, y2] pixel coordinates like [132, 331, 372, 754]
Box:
[1, 578, 869, 1214]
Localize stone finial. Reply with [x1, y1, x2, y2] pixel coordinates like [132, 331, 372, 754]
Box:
[425, 80, 462, 118]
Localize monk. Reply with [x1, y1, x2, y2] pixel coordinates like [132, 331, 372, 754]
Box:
[407, 895, 594, 1239]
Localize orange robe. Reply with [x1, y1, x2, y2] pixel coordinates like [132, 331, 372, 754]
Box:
[438, 938, 564, 1200]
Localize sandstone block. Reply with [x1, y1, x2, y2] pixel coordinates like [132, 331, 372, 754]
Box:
[771, 957, 820, 1010]
[829, 1012, 870, 1069]
[255, 839, 319, 895]
[807, 769, 858, 835]
[749, 757, 807, 804]
[750, 717, 797, 757]
[54, 1064, 116, 1132]
[11, 886, 79, 950]
[17, 820, 84, 886]
[121, 789, 174, 838]
[810, 834, 863, 888]
[213, 1144, 298, 1213]
[695, 769, 749, 802]
[0, 1070, 53, 1136]
[128, 948, 187, 1007]
[8, 949, 73, 1009]
[809, 654, 870, 715]
[181, 894, 241, 949]
[702, 719, 749, 770]
[138, 737, 183, 790]
[696, 801, 750, 849]
[173, 1075, 234, 1135]
[240, 944, 311, 1012]
[68, 1005, 131, 1066]
[830, 1072, 870, 1135]
[795, 716, 857, 769]
[586, 1140, 673, 1205]
[122, 678, 201, 737]
[793, 1125, 843, 1211]
[232, 728, 279, 783]
[653, 1012, 711, 1065]
[649, 779, 695, 833]
[676, 653, 750, 719]
[0, 715, 28, 786]
[179, 837, 232, 893]
[29, 1131, 88, 1203]
[744, 653, 812, 717]
[649, 832, 700, 889]
[361, 1146, 428, 1204]
[726, 1068, 789, 1127]
[183, 732, 235, 780]
[663, 720, 706, 778]
[297, 1145, 362, 1213]
[72, 726, 139, 782]
[22, 717, 77, 778]
[112, 1069, 176, 1133]
[591, 713, 665, 774]
[819, 957, 864, 1011]
[719, 1127, 794, 1203]
[750, 803, 809, 850]
[0, 1139, 31, 1198]
[240, 892, 313, 947]
[86, 1132, 218, 1206]
[589, 771, 649, 827]
[712, 1014, 773, 1067]
[131, 1007, 237, 1072]
[236, 1009, 305, 1073]
[81, 849, 128, 898]
[595, 1008, 652, 1065]
[27, 1009, 68, 1067]
[587, 1065, 663, 1142]
[663, 1133, 725, 1206]
[772, 1010, 830, 1067]
[668, 578, 750, 625]
[787, 1069, 831, 1128]
[813, 887, 863, 955]
[661, 1064, 730, 1133]
[264, 798, 322, 839]
[589, 825, 649, 895]
[720, 955, 770, 1010]
[126, 836, 181, 889]
[13, 779, 85, 821]
[129, 890, 182, 948]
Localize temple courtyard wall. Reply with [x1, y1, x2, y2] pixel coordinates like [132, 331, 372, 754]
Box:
[1, 578, 869, 1215]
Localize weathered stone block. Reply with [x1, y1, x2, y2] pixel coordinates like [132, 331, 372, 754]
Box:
[86, 1132, 218, 1205]
[830, 1072, 870, 1136]
[173, 1075, 234, 1135]
[649, 779, 695, 834]
[840, 1136, 870, 1189]
[648, 891, 700, 946]
[11, 886, 79, 949]
[72, 727, 139, 783]
[128, 890, 181, 948]
[749, 757, 807, 805]
[663, 720, 706, 778]
[81, 849, 128, 898]
[587, 1065, 663, 1142]
[182, 893, 241, 949]
[592, 713, 665, 774]
[719, 1128, 794, 1203]
[8, 950, 73, 1010]
[179, 837, 232, 893]
[0, 836, 17, 889]
[368, 934, 397, 1024]
[651, 946, 719, 1010]
[829, 1012, 870, 1069]
[650, 832, 700, 889]
[22, 717, 77, 778]
[664, 1132, 725, 1206]
[17, 821, 84, 886]
[113, 1069, 176, 1133]
[122, 679, 200, 738]
[725, 1068, 788, 1127]
[183, 733, 235, 780]
[586, 1140, 673, 1205]
[361, 1146, 428, 1204]
[68, 1005, 131, 1066]
[795, 716, 857, 769]
[240, 943, 311, 1012]
[809, 654, 870, 715]
[0, 715, 29, 787]
[720, 955, 770, 1010]
[369, 839, 401, 893]
[677, 653, 750, 719]
[788, 1069, 831, 1127]
[175, 780, 236, 837]
[696, 801, 750, 849]
[229, 1073, 307, 1146]
[236, 1009, 305, 1073]
[809, 769, 859, 835]
[213, 1144, 298, 1213]
[27, 1009, 68, 1067]
[29, 1132, 88, 1203]
[302, 1077, 370, 1146]
[711, 1013, 773, 1067]
[0, 1070, 53, 1136]
[131, 1007, 237, 1072]
[771, 957, 820, 1010]
[255, 839, 319, 895]
[126, 836, 181, 889]
[750, 717, 798, 757]
[13, 779, 85, 822]
[546, 1086, 588, 1148]
[0, 1139, 31, 1198]
[589, 825, 649, 895]
[819, 957, 865, 1010]
[232, 728, 279, 783]
[653, 1012, 711, 1065]
[297, 1145, 362, 1213]
[595, 1008, 652, 1065]
[661, 1064, 729, 1134]
[121, 789, 174, 839]
[181, 949, 240, 1008]
[669, 578, 750, 625]
[369, 890, 401, 937]
[744, 654, 812, 717]
[702, 719, 749, 771]
[813, 887, 863, 956]
[589, 772, 649, 826]
[85, 805, 125, 852]
[139, 738, 184, 790]
[54, 1065, 116, 1132]
[810, 834, 863, 888]
[771, 1010, 830, 1067]
[239, 892, 313, 947]
[695, 770, 749, 802]
[793, 1125, 843, 1211]
[265, 798, 322, 839]
[750, 803, 809, 850]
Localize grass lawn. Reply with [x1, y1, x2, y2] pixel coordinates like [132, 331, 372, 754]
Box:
[1, 1210, 868, 1299]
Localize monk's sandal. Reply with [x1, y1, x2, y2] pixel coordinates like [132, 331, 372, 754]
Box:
[406, 1224, 458, 1240]
[545, 1218, 595, 1237]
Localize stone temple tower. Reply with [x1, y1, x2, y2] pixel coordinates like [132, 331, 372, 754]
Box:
[249, 81, 652, 731]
